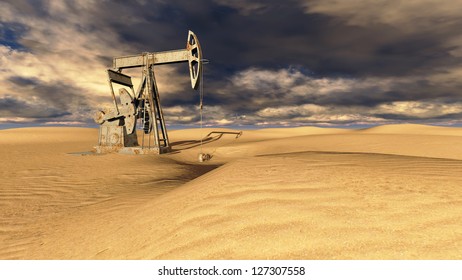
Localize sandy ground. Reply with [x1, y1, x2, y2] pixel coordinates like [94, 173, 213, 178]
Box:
[0, 124, 461, 259]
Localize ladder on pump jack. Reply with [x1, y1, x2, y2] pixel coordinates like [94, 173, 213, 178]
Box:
[94, 30, 204, 155]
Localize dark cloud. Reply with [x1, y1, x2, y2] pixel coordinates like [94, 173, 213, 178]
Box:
[5, 75, 94, 122]
[107, 0, 461, 78]
[1, 0, 49, 18]
[1, 0, 462, 126]
[8, 76, 38, 86]
[0, 95, 70, 118]
[8, 76, 89, 109]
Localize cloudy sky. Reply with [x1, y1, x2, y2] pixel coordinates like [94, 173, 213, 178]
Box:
[1, 0, 462, 128]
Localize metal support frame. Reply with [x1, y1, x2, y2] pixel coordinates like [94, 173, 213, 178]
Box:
[95, 30, 202, 154]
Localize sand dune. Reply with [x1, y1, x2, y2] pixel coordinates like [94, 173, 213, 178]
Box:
[359, 123, 462, 136]
[0, 125, 461, 259]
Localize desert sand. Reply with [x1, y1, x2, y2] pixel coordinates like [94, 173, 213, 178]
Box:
[0, 124, 461, 259]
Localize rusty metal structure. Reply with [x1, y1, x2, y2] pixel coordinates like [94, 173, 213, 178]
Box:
[94, 30, 202, 154]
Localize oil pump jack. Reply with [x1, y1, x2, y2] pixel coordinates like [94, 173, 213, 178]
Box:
[94, 30, 202, 154]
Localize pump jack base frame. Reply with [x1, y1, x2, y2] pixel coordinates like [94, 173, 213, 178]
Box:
[94, 143, 172, 155]
[93, 125, 172, 155]
[94, 146, 171, 155]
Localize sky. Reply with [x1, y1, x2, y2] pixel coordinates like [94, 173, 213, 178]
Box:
[1, 0, 462, 128]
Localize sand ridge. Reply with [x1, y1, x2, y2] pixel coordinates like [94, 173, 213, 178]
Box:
[359, 123, 462, 136]
[0, 125, 461, 259]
